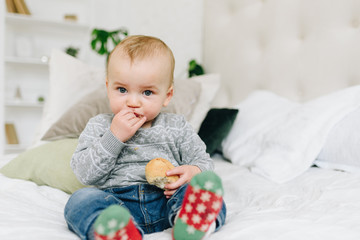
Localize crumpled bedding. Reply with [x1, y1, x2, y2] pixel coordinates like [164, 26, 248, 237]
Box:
[222, 86, 360, 183]
[1, 155, 360, 240]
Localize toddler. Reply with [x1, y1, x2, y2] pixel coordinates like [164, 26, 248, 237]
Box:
[64, 35, 226, 240]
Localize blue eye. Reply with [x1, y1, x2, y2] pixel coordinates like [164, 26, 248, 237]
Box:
[143, 90, 152, 96]
[118, 87, 127, 93]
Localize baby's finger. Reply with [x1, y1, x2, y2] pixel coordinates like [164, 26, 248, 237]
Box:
[164, 189, 176, 198]
[164, 182, 178, 190]
[132, 116, 147, 128]
[165, 177, 186, 190]
[166, 167, 185, 177]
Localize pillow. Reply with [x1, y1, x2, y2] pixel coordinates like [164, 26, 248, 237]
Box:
[0, 139, 86, 194]
[34, 49, 106, 143]
[41, 87, 112, 141]
[314, 107, 360, 173]
[198, 108, 239, 155]
[187, 74, 221, 132]
[41, 76, 202, 141]
[222, 85, 360, 183]
[36, 49, 218, 141]
[161, 77, 201, 121]
[39, 68, 217, 141]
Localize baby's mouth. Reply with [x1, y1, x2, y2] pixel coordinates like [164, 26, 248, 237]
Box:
[134, 112, 142, 118]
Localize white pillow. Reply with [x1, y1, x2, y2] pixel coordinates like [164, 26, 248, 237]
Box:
[222, 85, 360, 183]
[34, 49, 106, 144]
[222, 90, 298, 167]
[188, 74, 221, 132]
[315, 107, 360, 173]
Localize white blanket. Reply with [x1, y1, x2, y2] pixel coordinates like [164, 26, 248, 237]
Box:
[1, 155, 360, 240]
[223, 86, 360, 183]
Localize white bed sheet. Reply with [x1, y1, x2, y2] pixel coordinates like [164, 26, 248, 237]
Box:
[1, 154, 360, 240]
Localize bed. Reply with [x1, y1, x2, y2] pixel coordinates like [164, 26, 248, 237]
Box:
[2, 153, 360, 240]
[2, 0, 360, 239]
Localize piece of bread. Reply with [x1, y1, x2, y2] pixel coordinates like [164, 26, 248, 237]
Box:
[145, 158, 179, 189]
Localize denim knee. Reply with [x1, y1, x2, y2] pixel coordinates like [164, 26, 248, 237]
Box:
[65, 188, 116, 220]
[64, 187, 122, 240]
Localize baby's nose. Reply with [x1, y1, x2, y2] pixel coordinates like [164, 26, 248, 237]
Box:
[127, 94, 141, 108]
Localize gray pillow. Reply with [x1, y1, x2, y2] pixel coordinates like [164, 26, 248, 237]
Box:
[41, 87, 111, 140]
[41, 79, 201, 141]
[162, 78, 201, 120]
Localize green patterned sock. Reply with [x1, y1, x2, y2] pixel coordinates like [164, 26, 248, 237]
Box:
[173, 171, 224, 240]
[94, 205, 142, 240]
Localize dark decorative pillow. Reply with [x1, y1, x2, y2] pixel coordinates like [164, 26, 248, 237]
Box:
[198, 108, 239, 155]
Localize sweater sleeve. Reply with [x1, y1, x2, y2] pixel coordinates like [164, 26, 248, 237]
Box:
[70, 114, 125, 186]
[176, 117, 214, 172]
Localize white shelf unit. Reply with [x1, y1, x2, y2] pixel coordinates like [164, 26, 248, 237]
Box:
[5, 12, 90, 30]
[5, 55, 49, 65]
[0, 0, 4, 156]
[2, 1, 92, 155]
[5, 100, 44, 108]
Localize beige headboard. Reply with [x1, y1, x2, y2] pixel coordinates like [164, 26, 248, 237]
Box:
[203, 0, 360, 105]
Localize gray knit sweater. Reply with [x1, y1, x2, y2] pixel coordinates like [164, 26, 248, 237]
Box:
[71, 112, 213, 189]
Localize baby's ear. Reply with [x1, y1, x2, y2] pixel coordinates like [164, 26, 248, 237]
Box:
[163, 85, 174, 107]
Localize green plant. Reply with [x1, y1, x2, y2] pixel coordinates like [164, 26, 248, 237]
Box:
[65, 46, 79, 58]
[37, 96, 45, 103]
[188, 59, 204, 77]
[90, 28, 128, 60]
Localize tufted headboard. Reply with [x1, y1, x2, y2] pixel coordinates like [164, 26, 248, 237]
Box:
[203, 0, 360, 105]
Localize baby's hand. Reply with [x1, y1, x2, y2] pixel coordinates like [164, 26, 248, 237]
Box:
[110, 109, 146, 142]
[164, 165, 201, 198]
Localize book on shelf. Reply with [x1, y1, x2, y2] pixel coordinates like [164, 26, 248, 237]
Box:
[12, 0, 31, 15]
[5, 0, 17, 13]
[5, 123, 19, 145]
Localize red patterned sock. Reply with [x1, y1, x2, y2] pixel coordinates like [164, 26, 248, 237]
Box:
[173, 171, 224, 240]
[94, 205, 142, 240]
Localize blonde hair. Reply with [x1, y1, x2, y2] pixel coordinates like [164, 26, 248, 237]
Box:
[107, 35, 175, 83]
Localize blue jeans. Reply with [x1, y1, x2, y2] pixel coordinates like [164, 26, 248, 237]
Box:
[64, 184, 226, 240]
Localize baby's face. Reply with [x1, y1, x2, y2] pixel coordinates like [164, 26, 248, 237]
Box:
[106, 53, 173, 128]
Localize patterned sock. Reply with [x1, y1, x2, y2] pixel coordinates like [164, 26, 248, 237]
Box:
[173, 171, 224, 240]
[94, 205, 142, 240]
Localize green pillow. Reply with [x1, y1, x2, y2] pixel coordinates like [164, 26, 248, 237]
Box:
[198, 108, 239, 155]
[0, 138, 86, 194]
